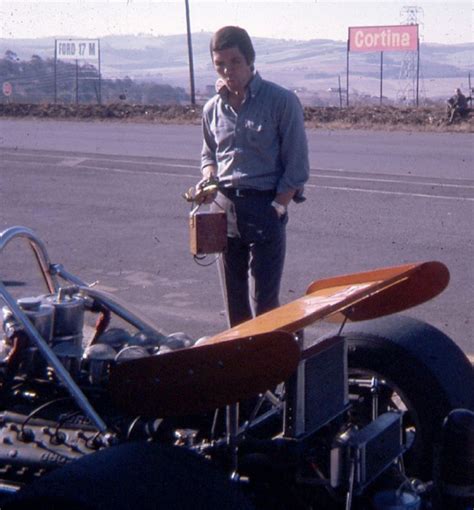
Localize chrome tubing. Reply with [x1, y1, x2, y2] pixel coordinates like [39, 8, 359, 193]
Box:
[51, 265, 162, 333]
[47, 276, 161, 343]
[50, 263, 90, 288]
[0, 226, 59, 293]
[80, 286, 163, 334]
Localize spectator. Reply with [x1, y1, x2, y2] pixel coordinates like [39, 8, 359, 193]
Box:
[447, 88, 470, 123]
[199, 26, 310, 327]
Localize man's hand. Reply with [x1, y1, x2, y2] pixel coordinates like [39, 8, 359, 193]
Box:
[271, 201, 287, 218]
[194, 166, 218, 204]
[195, 180, 218, 204]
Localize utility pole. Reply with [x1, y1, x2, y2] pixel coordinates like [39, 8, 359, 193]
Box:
[184, 0, 196, 105]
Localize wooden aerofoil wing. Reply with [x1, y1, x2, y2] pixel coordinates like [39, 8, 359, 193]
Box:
[201, 261, 449, 344]
[305, 260, 450, 322]
[110, 261, 448, 417]
[109, 331, 300, 417]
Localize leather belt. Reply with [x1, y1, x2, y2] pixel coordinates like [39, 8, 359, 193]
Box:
[220, 188, 275, 198]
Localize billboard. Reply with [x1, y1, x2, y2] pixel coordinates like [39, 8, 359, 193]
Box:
[56, 39, 99, 60]
[349, 25, 418, 52]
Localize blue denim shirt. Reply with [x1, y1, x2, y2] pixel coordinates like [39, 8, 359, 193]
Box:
[201, 73, 309, 194]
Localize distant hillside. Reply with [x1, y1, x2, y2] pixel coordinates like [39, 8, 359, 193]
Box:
[0, 52, 189, 104]
[1, 33, 472, 102]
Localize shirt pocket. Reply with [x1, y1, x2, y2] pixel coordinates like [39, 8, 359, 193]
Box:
[244, 118, 274, 150]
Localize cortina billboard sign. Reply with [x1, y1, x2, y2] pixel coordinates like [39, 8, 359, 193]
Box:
[349, 25, 418, 52]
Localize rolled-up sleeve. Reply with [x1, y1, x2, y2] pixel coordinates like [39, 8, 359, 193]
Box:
[276, 93, 310, 194]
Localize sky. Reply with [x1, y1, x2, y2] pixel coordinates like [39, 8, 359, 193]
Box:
[0, 0, 472, 45]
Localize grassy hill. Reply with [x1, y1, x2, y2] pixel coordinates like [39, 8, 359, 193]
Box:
[1, 33, 472, 102]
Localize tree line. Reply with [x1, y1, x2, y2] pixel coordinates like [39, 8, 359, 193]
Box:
[0, 51, 189, 104]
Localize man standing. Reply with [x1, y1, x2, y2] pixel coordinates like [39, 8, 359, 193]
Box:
[200, 26, 310, 327]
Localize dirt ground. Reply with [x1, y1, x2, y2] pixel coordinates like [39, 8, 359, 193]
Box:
[0, 103, 472, 132]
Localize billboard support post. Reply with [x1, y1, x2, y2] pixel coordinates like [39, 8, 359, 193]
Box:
[380, 51, 384, 105]
[346, 38, 350, 107]
[416, 38, 420, 106]
[338, 75, 343, 108]
[54, 39, 57, 104]
[98, 39, 102, 105]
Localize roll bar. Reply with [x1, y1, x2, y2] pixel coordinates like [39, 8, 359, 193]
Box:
[0, 226, 59, 293]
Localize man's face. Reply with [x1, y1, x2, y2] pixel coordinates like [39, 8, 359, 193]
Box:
[212, 47, 253, 94]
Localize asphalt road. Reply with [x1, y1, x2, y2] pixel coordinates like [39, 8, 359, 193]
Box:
[0, 119, 473, 356]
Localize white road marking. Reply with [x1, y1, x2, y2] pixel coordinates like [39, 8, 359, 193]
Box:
[311, 173, 474, 190]
[59, 157, 88, 167]
[304, 183, 474, 201]
[2, 150, 473, 201]
[310, 165, 474, 184]
[1, 149, 197, 170]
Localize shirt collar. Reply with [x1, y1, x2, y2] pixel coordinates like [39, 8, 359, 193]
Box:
[217, 71, 262, 102]
[248, 72, 262, 99]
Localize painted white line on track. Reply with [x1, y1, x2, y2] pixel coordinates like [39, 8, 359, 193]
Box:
[59, 157, 88, 167]
[3, 150, 473, 189]
[65, 164, 196, 178]
[2, 154, 473, 201]
[304, 183, 474, 201]
[311, 173, 474, 190]
[69, 165, 473, 202]
[312, 166, 474, 183]
[1, 150, 198, 170]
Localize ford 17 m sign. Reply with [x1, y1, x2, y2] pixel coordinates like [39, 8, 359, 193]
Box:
[56, 39, 99, 60]
[349, 25, 418, 52]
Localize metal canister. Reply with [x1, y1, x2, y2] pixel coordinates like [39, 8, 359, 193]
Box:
[17, 297, 54, 343]
[15, 297, 55, 376]
[48, 289, 84, 348]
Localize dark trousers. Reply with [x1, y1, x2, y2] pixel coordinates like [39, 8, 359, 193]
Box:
[214, 193, 287, 327]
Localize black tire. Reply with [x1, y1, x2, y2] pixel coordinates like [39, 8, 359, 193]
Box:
[3, 442, 254, 510]
[337, 315, 473, 481]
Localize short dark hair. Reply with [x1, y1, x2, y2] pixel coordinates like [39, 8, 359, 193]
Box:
[210, 26, 255, 66]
